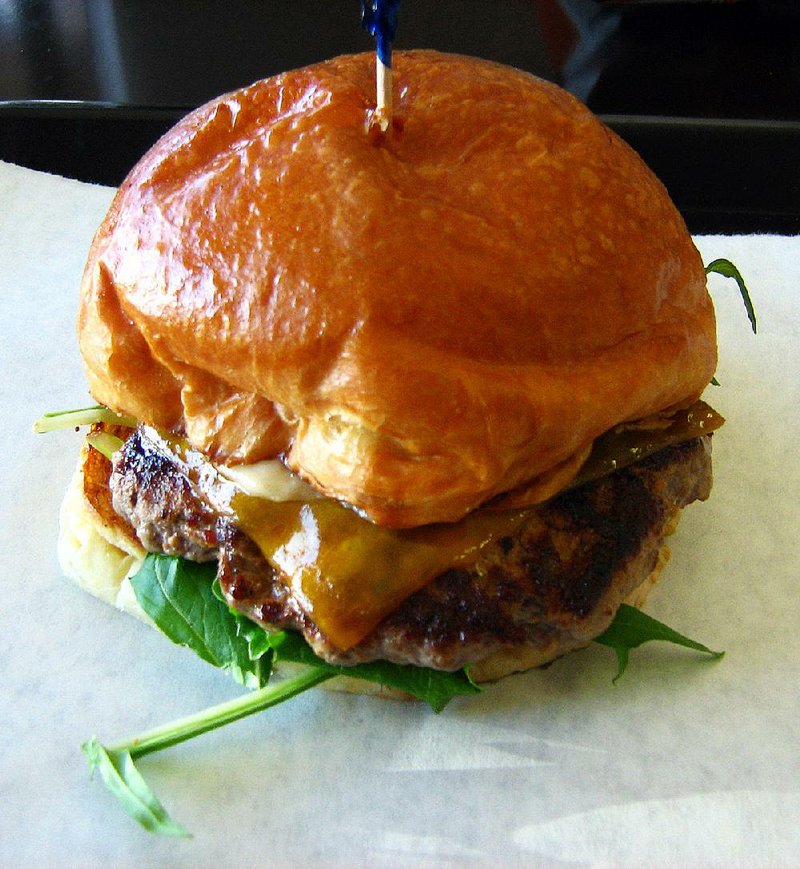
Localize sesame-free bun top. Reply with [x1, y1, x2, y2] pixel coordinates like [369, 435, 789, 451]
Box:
[78, 50, 717, 528]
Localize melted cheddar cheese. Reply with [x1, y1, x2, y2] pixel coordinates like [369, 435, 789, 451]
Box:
[223, 400, 723, 651]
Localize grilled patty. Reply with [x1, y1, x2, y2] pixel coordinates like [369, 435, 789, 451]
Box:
[108, 426, 712, 673]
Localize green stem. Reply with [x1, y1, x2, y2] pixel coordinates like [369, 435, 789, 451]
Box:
[33, 404, 137, 433]
[86, 430, 125, 460]
[111, 666, 334, 760]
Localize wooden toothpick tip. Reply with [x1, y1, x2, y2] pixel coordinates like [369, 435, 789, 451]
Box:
[375, 57, 392, 133]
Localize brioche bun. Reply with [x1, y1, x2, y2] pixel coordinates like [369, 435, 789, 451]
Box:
[78, 50, 716, 529]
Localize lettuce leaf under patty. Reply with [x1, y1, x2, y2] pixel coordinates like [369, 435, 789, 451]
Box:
[82, 553, 723, 836]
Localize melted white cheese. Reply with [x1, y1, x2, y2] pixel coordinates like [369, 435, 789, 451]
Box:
[217, 459, 321, 502]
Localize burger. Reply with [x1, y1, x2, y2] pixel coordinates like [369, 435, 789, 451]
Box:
[58, 50, 721, 697]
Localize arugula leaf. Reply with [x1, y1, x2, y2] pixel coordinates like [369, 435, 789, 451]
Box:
[137, 554, 480, 710]
[210, 576, 275, 662]
[594, 603, 724, 683]
[83, 666, 333, 836]
[705, 257, 757, 334]
[129, 556, 270, 689]
[88, 556, 721, 836]
[114, 666, 334, 761]
[264, 629, 480, 713]
[84, 549, 478, 835]
[82, 738, 190, 837]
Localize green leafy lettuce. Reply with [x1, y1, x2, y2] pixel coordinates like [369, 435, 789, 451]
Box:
[705, 257, 757, 335]
[595, 603, 723, 683]
[130, 557, 271, 689]
[84, 554, 723, 836]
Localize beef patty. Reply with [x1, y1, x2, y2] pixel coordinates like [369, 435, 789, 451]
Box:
[107, 426, 712, 675]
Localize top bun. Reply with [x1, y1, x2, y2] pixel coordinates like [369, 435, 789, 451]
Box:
[78, 50, 716, 528]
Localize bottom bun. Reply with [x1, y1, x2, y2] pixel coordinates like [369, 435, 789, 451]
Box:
[58, 456, 669, 698]
[59, 460, 147, 618]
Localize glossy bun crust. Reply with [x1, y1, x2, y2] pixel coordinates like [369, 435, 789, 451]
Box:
[79, 50, 716, 527]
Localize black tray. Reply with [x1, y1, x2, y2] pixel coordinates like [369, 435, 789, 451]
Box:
[2, 101, 798, 234]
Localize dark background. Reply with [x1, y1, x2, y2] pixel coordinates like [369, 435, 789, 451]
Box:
[2, 0, 799, 232]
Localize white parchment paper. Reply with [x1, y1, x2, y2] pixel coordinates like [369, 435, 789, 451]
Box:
[1, 160, 798, 867]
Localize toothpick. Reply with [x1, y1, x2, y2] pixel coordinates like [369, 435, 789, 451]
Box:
[375, 55, 392, 132]
[361, 0, 399, 133]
